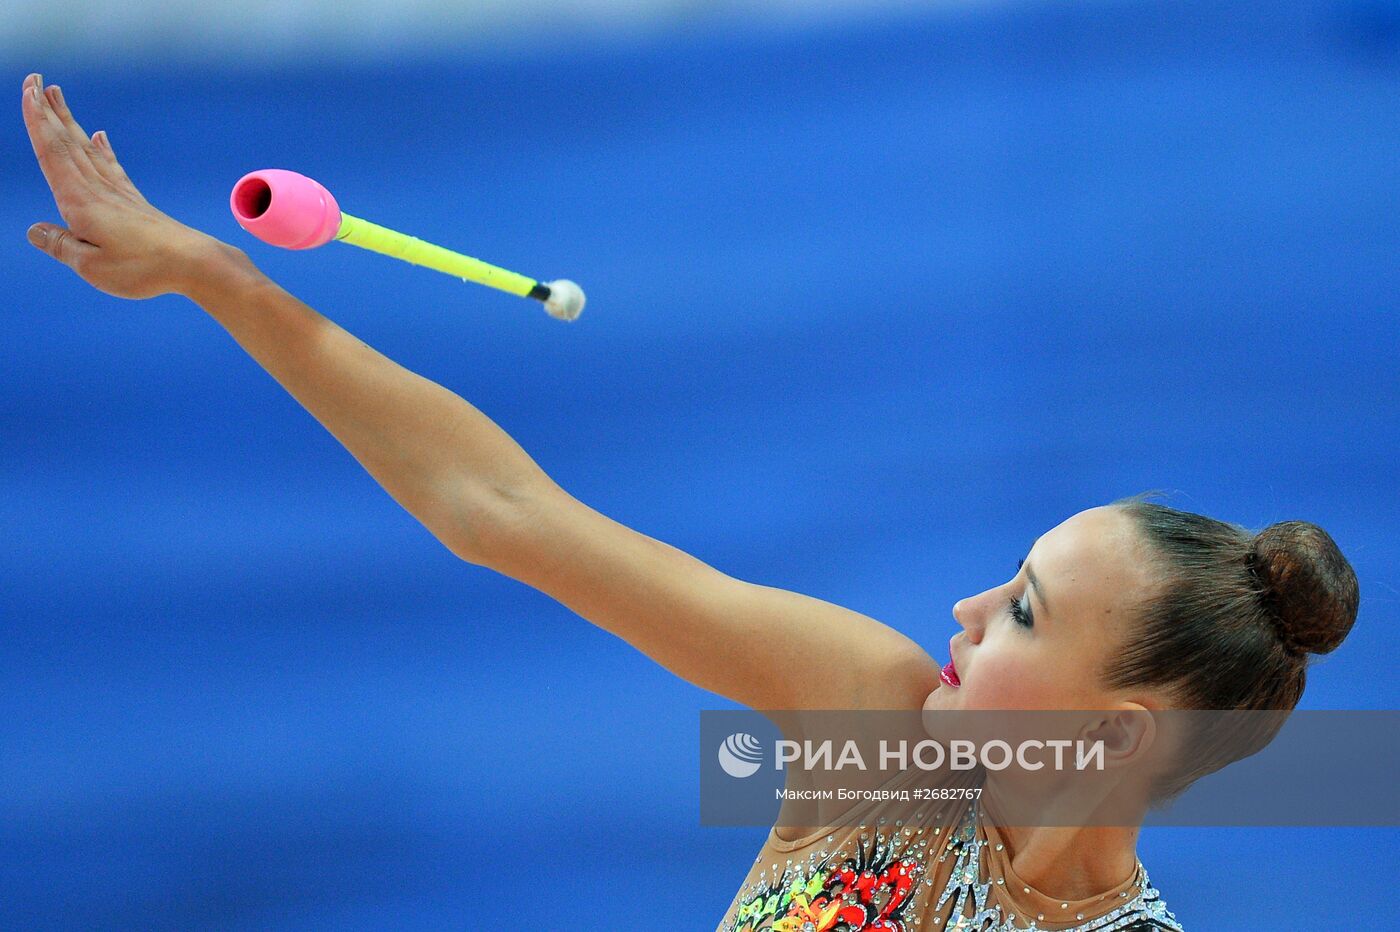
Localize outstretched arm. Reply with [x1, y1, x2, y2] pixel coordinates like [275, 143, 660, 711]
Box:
[22, 74, 942, 713]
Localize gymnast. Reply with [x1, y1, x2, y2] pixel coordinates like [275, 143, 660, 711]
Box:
[22, 74, 1360, 931]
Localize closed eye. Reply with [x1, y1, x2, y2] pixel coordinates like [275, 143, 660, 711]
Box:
[1009, 558, 1033, 627]
[1007, 593, 1033, 628]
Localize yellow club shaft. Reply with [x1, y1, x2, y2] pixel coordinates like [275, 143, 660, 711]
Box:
[334, 212, 541, 298]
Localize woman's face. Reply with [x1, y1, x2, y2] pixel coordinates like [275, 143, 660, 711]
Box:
[923, 505, 1160, 714]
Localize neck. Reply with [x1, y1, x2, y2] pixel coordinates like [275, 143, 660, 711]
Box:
[997, 822, 1140, 901]
[981, 774, 1144, 902]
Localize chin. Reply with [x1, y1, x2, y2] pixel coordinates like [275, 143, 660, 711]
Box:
[922, 684, 954, 711]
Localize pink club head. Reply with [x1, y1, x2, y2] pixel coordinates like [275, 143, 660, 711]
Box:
[229, 169, 342, 250]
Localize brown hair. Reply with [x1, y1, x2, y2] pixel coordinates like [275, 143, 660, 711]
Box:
[1107, 491, 1360, 801]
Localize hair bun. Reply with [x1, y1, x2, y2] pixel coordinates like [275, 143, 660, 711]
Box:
[1250, 521, 1359, 656]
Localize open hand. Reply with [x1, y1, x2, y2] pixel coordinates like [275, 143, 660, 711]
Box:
[21, 73, 228, 300]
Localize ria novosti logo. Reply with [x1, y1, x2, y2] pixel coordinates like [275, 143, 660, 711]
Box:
[718, 732, 764, 778]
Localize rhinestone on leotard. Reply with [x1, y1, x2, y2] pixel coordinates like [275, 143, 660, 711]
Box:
[720, 799, 1183, 932]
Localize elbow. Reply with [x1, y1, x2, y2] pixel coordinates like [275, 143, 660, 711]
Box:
[846, 642, 942, 712]
[889, 645, 943, 709]
[436, 473, 555, 569]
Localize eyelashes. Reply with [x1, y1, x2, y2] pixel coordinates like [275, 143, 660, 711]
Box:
[1007, 594, 1033, 628]
[1009, 557, 1031, 627]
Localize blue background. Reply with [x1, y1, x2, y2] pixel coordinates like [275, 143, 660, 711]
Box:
[4, 1, 1398, 928]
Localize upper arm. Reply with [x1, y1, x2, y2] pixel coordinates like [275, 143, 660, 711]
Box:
[464, 478, 942, 713]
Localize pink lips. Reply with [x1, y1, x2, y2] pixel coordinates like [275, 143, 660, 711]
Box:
[940, 659, 961, 688]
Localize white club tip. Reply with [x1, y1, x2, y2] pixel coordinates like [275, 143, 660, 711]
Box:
[543, 279, 586, 321]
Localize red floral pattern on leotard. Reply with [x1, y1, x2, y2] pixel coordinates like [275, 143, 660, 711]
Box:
[728, 831, 925, 932]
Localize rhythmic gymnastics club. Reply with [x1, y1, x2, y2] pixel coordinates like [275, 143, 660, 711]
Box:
[228, 169, 585, 321]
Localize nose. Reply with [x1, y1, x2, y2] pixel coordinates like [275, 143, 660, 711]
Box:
[952, 596, 984, 643]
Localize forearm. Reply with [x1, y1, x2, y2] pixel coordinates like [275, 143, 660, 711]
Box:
[180, 238, 551, 560]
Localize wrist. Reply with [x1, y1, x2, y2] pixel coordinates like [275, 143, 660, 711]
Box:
[175, 233, 266, 306]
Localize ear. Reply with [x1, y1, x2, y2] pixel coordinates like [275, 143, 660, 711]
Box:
[1081, 702, 1156, 766]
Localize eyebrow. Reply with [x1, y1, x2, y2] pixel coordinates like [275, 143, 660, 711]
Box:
[1024, 561, 1050, 618]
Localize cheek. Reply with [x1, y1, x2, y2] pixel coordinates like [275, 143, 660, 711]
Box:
[962, 641, 1074, 710]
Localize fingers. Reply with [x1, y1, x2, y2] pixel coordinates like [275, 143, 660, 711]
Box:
[45, 83, 143, 199]
[45, 81, 122, 193]
[87, 127, 147, 202]
[26, 222, 99, 272]
[22, 75, 85, 192]
[22, 75, 107, 213]
[45, 83, 92, 140]
[26, 76, 149, 206]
